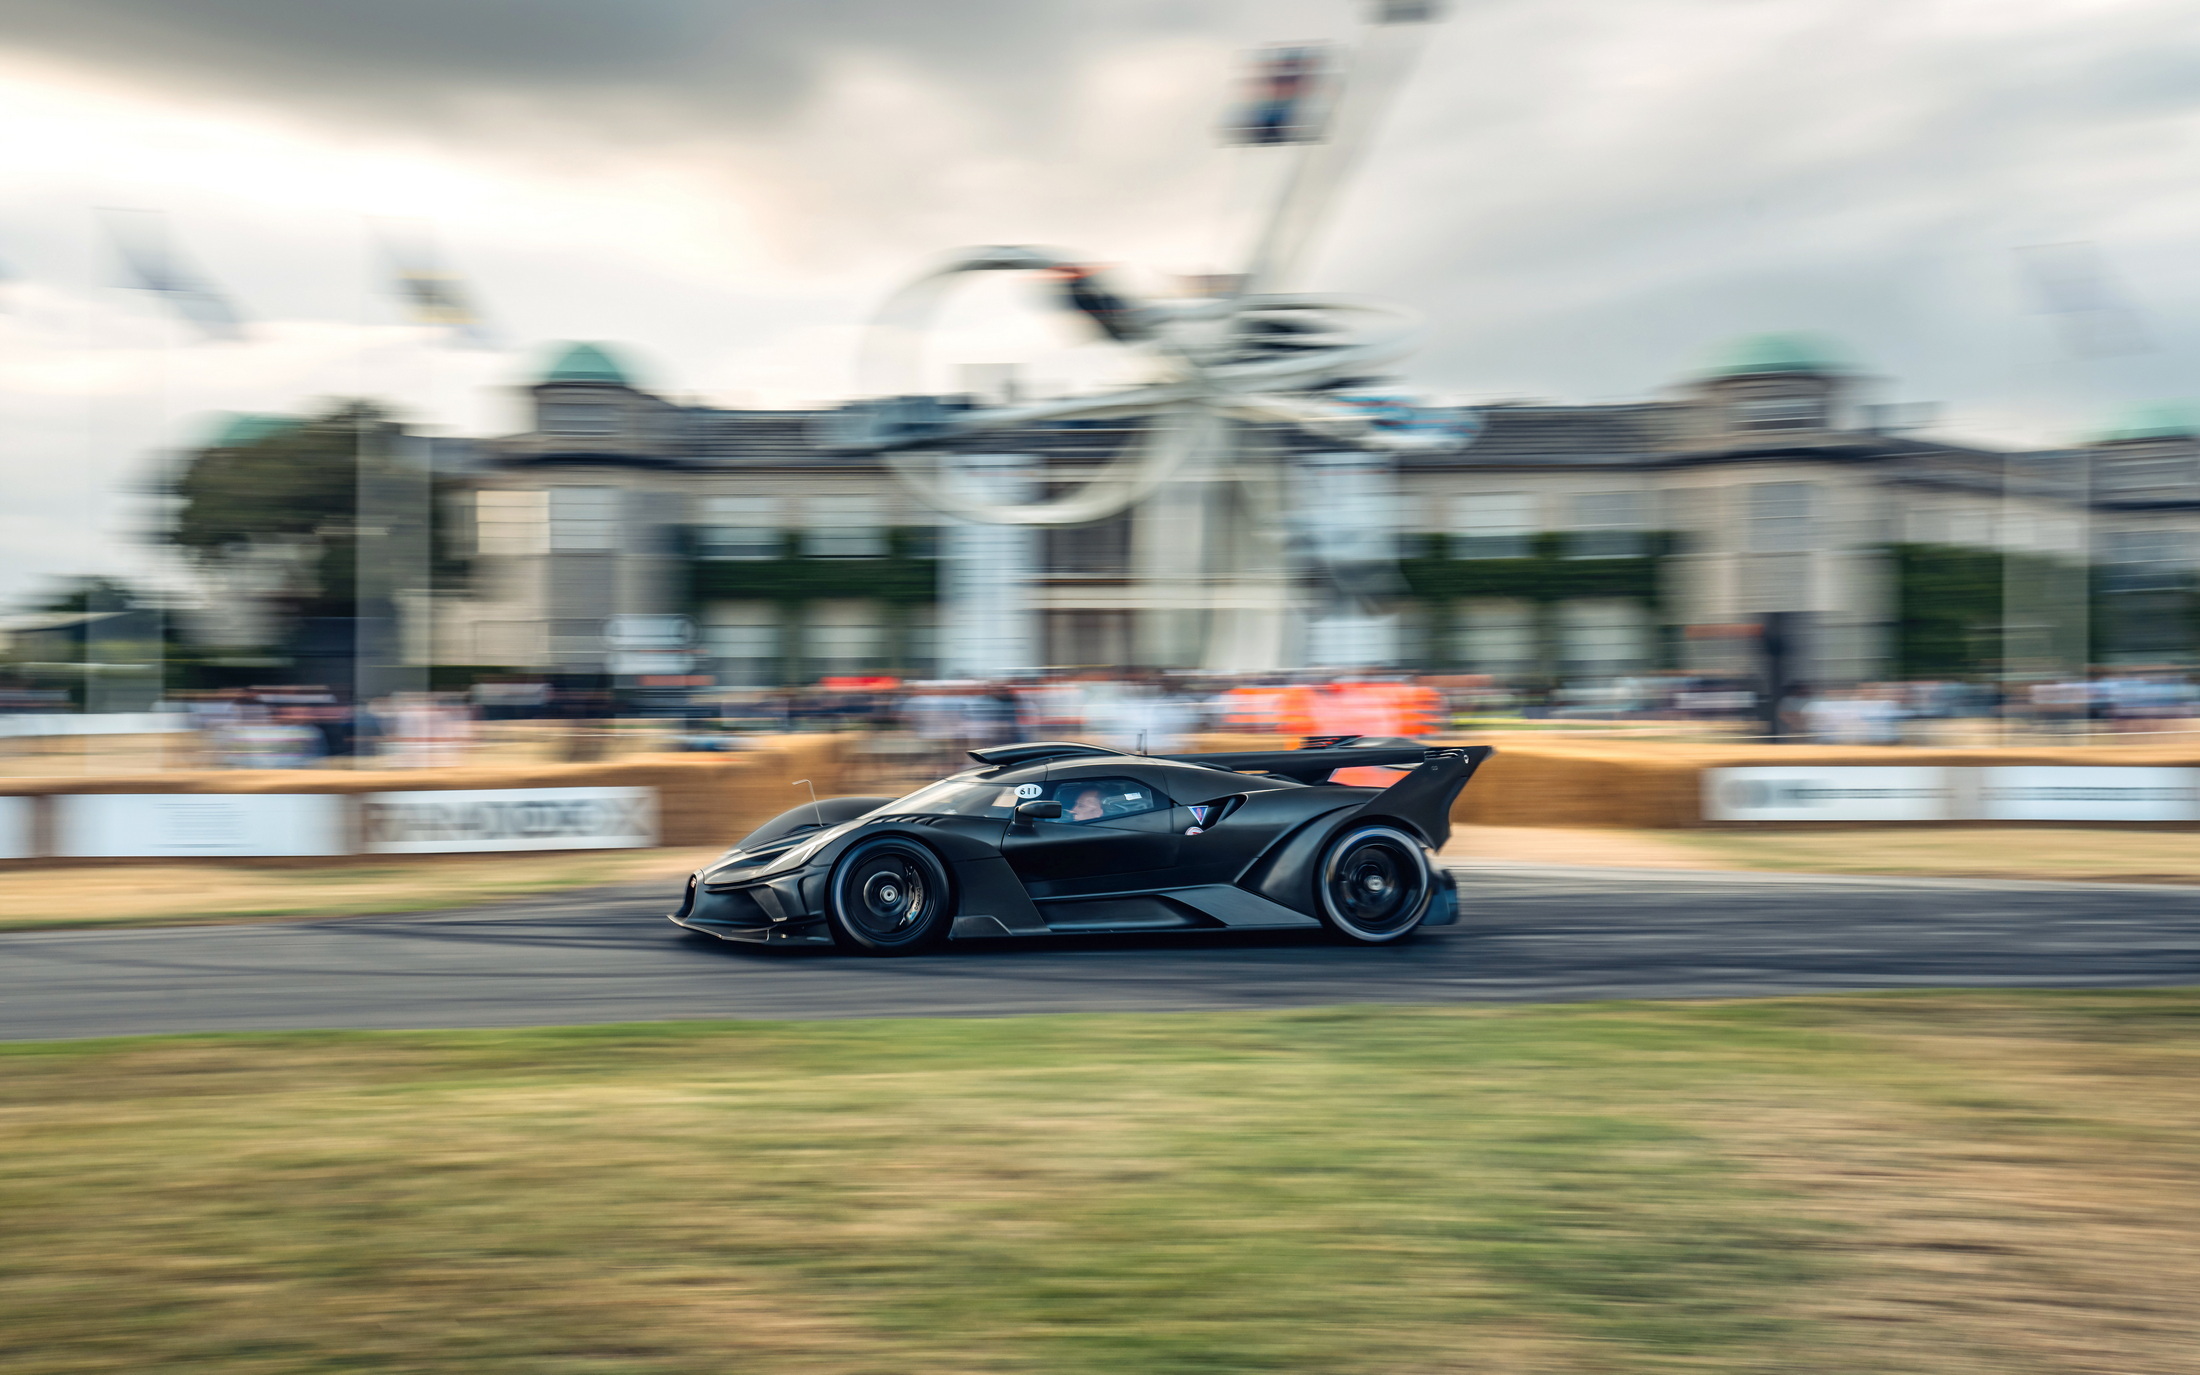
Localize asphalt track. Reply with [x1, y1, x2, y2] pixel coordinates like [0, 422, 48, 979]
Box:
[6, 864, 2200, 1041]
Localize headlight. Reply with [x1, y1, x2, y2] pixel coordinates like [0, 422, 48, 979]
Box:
[762, 821, 859, 874]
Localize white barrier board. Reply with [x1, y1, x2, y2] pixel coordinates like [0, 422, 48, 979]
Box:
[55, 793, 346, 857]
[1979, 767, 2200, 823]
[0, 712, 191, 738]
[0, 795, 31, 858]
[1705, 767, 1954, 822]
[364, 787, 657, 854]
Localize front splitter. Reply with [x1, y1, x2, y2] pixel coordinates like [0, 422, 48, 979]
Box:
[669, 914, 836, 947]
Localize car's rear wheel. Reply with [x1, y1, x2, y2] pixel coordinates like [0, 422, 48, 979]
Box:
[825, 838, 952, 954]
[1316, 825, 1434, 944]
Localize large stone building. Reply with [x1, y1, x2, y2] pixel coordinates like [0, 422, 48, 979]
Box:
[431, 338, 2200, 686]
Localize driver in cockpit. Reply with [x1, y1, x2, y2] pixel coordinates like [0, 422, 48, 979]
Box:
[1067, 786, 1107, 823]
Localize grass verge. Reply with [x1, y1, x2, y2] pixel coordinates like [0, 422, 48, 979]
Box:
[5, 993, 2198, 1373]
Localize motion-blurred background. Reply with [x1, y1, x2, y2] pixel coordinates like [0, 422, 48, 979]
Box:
[4, 0, 2199, 773]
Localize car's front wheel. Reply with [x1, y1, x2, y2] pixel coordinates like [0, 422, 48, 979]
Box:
[825, 838, 952, 954]
[1315, 824, 1434, 944]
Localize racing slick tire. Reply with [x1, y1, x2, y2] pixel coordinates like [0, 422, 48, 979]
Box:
[1315, 824, 1435, 944]
[825, 838, 953, 955]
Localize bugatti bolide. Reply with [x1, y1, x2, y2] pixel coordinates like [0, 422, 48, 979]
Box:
[670, 737, 1493, 954]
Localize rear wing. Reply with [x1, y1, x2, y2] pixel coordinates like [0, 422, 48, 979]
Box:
[1158, 743, 1428, 784]
[1346, 745, 1494, 850]
[1157, 742, 1493, 793]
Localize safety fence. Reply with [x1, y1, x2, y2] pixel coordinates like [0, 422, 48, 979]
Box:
[0, 735, 853, 862]
[5, 734, 2199, 861]
[1704, 766, 2200, 823]
[1452, 736, 2200, 828]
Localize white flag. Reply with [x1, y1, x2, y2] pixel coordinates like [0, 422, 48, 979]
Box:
[372, 218, 494, 348]
[102, 208, 247, 341]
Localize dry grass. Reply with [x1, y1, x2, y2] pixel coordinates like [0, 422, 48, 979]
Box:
[0, 846, 724, 931]
[1447, 824, 2200, 884]
[3, 994, 2199, 1373]
[1446, 824, 1712, 869]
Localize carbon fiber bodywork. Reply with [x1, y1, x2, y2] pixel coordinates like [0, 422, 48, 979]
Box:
[669, 741, 1490, 949]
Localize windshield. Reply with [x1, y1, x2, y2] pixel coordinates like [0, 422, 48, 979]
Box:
[884, 777, 1028, 819]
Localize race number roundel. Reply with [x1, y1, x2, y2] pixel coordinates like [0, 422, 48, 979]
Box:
[1015, 783, 1044, 800]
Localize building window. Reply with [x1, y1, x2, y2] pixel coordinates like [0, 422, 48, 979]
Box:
[1456, 599, 1537, 675]
[2099, 455, 2196, 495]
[1558, 599, 1649, 678]
[1747, 482, 1817, 554]
[541, 400, 620, 435]
[1043, 509, 1130, 577]
[1452, 493, 1535, 559]
[804, 600, 887, 674]
[475, 489, 548, 557]
[702, 603, 781, 687]
[902, 606, 940, 675]
[2105, 529, 2182, 565]
[1733, 396, 1822, 431]
[1296, 453, 1397, 567]
[803, 496, 887, 558]
[697, 496, 783, 560]
[2103, 528, 2187, 592]
[549, 486, 621, 552]
[1568, 492, 1644, 559]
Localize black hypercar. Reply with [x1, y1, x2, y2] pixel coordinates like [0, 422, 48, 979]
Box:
[669, 737, 1493, 954]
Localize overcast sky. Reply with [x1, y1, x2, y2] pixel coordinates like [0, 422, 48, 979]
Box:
[4, 0, 2200, 605]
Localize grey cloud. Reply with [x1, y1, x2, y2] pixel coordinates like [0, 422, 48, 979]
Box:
[1297, 0, 2200, 432]
[0, 0, 1196, 138]
[11, 0, 2200, 436]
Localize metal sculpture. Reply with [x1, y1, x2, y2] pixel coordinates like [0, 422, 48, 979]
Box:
[830, 1, 1451, 671]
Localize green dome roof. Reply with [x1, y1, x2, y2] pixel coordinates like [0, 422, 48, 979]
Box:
[537, 341, 635, 386]
[2097, 402, 2199, 443]
[203, 412, 298, 448]
[1703, 332, 1849, 377]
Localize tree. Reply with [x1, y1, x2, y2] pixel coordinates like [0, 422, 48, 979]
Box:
[166, 400, 462, 629]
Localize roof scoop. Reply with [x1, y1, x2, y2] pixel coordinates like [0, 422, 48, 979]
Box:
[966, 741, 1130, 766]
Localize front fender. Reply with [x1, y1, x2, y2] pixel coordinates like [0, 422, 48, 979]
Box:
[783, 814, 1016, 921]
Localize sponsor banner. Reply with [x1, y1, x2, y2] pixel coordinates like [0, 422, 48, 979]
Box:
[1705, 767, 1954, 823]
[1978, 767, 2200, 823]
[0, 795, 32, 859]
[364, 787, 657, 854]
[55, 793, 346, 857]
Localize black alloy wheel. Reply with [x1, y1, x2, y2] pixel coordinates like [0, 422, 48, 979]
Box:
[826, 838, 952, 954]
[1316, 824, 1433, 944]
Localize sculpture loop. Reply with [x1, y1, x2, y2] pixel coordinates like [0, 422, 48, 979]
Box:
[833, 245, 1431, 527]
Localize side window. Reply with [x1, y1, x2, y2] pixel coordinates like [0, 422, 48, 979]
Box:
[1050, 777, 1171, 824]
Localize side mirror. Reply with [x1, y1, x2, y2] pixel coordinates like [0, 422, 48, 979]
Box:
[1012, 799, 1063, 829]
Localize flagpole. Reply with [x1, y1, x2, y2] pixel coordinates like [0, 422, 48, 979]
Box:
[98, 207, 249, 769]
[356, 222, 375, 766]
